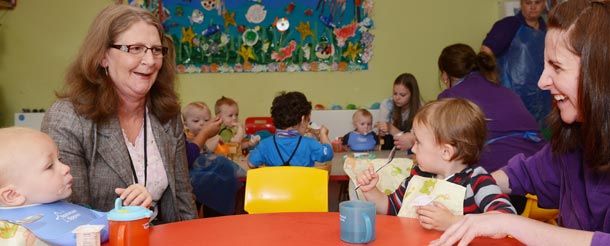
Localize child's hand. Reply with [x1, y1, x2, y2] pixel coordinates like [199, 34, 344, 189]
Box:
[356, 165, 379, 192]
[115, 184, 153, 208]
[319, 125, 329, 137]
[416, 201, 460, 231]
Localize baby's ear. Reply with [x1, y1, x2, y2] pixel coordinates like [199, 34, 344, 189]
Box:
[0, 186, 26, 206]
[440, 143, 455, 161]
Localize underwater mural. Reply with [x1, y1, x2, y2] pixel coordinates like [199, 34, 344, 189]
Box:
[128, 0, 375, 73]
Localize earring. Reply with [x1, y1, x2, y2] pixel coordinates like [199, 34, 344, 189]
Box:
[104, 66, 109, 77]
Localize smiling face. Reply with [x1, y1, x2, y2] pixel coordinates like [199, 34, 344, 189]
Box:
[0, 129, 73, 206]
[538, 29, 581, 123]
[392, 84, 411, 108]
[102, 21, 163, 103]
[183, 106, 212, 136]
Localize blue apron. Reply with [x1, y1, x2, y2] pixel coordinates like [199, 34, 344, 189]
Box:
[497, 24, 551, 128]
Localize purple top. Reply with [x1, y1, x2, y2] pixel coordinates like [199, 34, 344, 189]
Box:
[437, 72, 545, 172]
[482, 12, 547, 57]
[502, 145, 610, 246]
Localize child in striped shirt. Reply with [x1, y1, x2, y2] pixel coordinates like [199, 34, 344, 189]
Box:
[357, 98, 515, 231]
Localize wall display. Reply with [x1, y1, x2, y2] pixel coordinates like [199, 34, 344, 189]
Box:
[129, 0, 375, 73]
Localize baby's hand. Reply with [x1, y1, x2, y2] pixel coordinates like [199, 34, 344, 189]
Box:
[115, 184, 153, 208]
[356, 165, 379, 192]
[416, 201, 459, 231]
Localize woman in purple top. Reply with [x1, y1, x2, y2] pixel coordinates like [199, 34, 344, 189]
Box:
[437, 44, 546, 174]
[436, 43, 546, 214]
[432, 1, 610, 245]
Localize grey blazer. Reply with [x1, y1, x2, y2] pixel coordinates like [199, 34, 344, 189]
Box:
[41, 99, 197, 224]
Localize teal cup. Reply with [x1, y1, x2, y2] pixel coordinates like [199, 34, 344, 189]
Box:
[339, 200, 376, 244]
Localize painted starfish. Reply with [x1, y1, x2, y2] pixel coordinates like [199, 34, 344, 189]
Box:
[237, 44, 256, 62]
[181, 26, 196, 46]
[295, 21, 314, 41]
[342, 41, 362, 62]
[223, 10, 236, 28]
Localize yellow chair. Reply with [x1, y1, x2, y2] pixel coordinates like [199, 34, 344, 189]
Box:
[520, 194, 558, 225]
[244, 166, 328, 214]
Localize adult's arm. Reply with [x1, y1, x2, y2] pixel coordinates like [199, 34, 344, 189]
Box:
[41, 100, 91, 207]
[171, 116, 198, 220]
[481, 16, 521, 57]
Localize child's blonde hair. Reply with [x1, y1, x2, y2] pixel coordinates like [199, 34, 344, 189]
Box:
[352, 108, 373, 122]
[182, 101, 211, 121]
[414, 98, 487, 165]
[214, 96, 238, 115]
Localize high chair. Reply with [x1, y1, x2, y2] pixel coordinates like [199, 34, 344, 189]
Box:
[245, 117, 276, 135]
[520, 194, 559, 225]
[244, 166, 328, 214]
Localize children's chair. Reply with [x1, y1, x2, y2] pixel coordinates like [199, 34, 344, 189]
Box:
[245, 117, 276, 135]
[244, 166, 328, 214]
[520, 194, 559, 225]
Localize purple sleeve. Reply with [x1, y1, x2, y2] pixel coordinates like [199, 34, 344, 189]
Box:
[592, 231, 610, 246]
[501, 144, 561, 208]
[185, 138, 200, 168]
[482, 16, 522, 56]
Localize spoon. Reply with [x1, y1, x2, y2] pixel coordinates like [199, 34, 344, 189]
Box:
[354, 146, 398, 190]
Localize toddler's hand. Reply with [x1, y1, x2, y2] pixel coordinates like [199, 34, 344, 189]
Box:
[416, 201, 458, 231]
[356, 165, 379, 192]
[319, 125, 329, 137]
[115, 184, 153, 208]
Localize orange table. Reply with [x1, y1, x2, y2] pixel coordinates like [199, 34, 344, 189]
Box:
[146, 212, 524, 245]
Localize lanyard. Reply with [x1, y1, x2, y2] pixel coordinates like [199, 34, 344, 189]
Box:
[128, 110, 148, 186]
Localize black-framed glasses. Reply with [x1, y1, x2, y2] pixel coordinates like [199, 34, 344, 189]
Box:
[110, 44, 168, 57]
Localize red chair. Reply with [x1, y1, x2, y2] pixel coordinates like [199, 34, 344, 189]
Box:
[245, 117, 276, 135]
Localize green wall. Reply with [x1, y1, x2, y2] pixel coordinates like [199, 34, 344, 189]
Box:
[0, 0, 499, 127]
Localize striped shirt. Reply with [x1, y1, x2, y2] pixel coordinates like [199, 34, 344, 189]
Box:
[387, 165, 516, 215]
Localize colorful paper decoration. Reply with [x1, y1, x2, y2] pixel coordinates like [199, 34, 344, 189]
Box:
[128, 0, 375, 73]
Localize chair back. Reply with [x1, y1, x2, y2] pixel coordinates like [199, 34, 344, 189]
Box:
[245, 117, 276, 135]
[521, 194, 558, 225]
[244, 166, 328, 214]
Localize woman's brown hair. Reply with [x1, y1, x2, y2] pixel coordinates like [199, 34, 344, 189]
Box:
[59, 4, 179, 123]
[547, 0, 610, 172]
[391, 73, 422, 132]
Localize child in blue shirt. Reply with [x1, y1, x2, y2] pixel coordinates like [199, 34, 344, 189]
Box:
[0, 127, 136, 245]
[342, 109, 380, 152]
[248, 91, 333, 167]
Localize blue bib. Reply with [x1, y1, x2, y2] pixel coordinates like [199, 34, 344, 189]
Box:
[347, 131, 377, 152]
[0, 201, 109, 246]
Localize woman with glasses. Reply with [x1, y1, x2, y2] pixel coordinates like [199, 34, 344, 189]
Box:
[41, 4, 197, 224]
[432, 1, 610, 245]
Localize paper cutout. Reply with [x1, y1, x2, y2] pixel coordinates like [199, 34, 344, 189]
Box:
[343, 156, 413, 200]
[396, 176, 465, 218]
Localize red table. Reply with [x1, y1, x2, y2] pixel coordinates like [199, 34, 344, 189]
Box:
[146, 212, 524, 245]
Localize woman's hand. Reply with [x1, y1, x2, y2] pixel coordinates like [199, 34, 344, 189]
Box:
[115, 184, 153, 208]
[429, 213, 511, 246]
[416, 202, 460, 231]
[393, 132, 415, 150]
[375, 121, 390, 136]
[356, 165, 379, 192]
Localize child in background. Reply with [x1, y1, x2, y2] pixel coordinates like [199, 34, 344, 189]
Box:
[342, 109, 380, 152]
[215, 96, 260, 151]
[0, 127, 111, 245]
[181, 102, 245, 217]
[182, 101, 223, 156]
[357, 98, 515, 231]
[248, 91, 333, 168]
